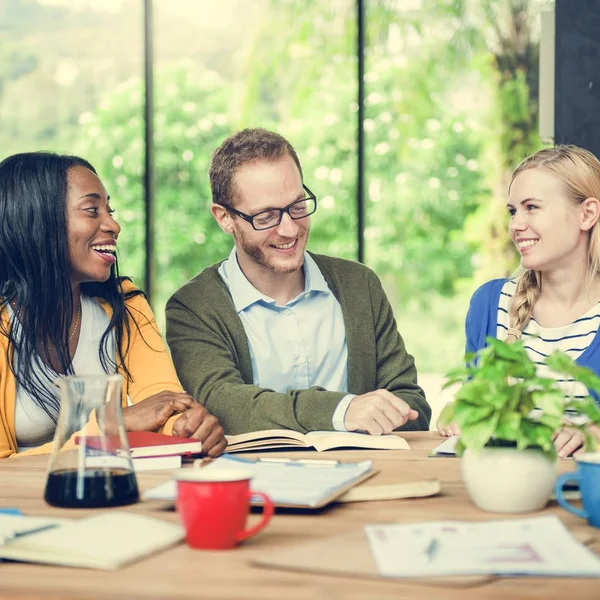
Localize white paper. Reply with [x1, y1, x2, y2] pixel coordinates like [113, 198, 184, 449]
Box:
[365, 515, 600, 578]
[430, 436, 459, 456]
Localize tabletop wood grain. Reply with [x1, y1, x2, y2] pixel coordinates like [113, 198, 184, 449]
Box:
[0, 432, 598, 600]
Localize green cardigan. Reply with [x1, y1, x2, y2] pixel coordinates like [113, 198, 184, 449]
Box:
[165, 253, 431, 435]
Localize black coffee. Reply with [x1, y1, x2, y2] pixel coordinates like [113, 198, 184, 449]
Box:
[44, 468, 139, 508]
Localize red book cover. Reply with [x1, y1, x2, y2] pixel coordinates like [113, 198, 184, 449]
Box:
[75, 432, 202, 458]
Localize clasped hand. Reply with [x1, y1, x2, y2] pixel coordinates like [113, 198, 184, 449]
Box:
[344, 389, 419, 435]
[122, 391, 226, 457]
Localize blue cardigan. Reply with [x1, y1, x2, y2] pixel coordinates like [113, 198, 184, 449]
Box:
[465, 278, 600, 376]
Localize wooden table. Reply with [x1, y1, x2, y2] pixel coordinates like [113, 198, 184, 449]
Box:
[0, 432, 598, 600]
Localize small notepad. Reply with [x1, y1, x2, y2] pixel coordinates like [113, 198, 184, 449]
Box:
[0, 515, 67, 545]
[0, 512, 184, 570]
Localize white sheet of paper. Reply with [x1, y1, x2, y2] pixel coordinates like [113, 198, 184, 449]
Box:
[431, 436, 459, 455]
[365, 515, 600, 578]
[144, 456, 373, 507]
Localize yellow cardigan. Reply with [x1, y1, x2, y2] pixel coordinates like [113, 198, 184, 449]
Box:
[0, 282, 184, 458]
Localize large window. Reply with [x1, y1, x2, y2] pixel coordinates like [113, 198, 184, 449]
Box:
[1, 0, 552, 426]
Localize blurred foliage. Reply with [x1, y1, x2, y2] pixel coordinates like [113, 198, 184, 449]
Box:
[73, 63, 234, 309]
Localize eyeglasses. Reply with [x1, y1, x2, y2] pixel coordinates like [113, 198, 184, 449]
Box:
[226, 185, 317, 231]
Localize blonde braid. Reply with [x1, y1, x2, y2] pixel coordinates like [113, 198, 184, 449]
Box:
[506, 270, 541, 343]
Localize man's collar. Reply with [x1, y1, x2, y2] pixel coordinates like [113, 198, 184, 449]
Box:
[224, 248, 330, 313]
[303, 252, 329, 294]
[223, 248, 271, 312]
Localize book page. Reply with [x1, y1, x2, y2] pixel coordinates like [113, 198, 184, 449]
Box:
[305, 431, 410, 451]
[226, 429, 308, 449]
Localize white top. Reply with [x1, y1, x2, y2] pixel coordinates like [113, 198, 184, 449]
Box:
[10, 295, 115, 451]
[496, 279, 600, 400]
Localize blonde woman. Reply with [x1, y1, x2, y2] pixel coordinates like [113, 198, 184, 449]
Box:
[438, 145, 600, 457]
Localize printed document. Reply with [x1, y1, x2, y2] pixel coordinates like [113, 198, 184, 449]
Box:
[144, 455, 374, 508]
[365, 515, 600, 578]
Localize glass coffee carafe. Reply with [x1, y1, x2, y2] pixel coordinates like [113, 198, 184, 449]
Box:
[44, 374, 139, 508]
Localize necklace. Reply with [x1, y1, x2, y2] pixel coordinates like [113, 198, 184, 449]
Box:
[67, 302, 82, 343]
[45, 303, 82, 351]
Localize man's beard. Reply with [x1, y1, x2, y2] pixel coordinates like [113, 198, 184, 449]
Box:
[234, 226, 309, 275]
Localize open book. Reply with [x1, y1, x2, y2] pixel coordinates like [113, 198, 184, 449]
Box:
[225, 430, 410, 453]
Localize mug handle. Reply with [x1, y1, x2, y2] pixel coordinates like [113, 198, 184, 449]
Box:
[236, 491, 274, 543]
[554, 473, 587, 520]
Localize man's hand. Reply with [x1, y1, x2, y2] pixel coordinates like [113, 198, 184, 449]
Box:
[553, 427, 586, 458]
[344, 389, 419, 435]
[122, 391, 194, 432]
[172, 404, 227, 457]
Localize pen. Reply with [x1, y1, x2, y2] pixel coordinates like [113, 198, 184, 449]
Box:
[218, 454, 340, 467]
[420, 538, 439, 563]
[0, 523, 59, 546]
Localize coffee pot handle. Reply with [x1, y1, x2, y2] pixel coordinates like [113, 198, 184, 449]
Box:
[554, 473, 587, 520]
[236, 492, 274, 542]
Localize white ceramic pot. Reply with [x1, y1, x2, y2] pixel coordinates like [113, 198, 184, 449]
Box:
[461, 446, 557, 513]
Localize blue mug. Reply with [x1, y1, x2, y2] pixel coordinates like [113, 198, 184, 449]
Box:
[554, 453, 600, 528]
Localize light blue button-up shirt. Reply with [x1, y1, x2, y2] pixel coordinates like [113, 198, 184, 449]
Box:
[218, 248, 354, 430]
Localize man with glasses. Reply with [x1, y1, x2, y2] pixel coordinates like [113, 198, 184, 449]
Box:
[166, 128, 430, 436]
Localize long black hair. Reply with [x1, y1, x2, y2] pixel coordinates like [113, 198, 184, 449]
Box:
[0, 151, 142, 421]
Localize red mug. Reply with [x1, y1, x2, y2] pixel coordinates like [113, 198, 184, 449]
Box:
[175, 469, 274, 550]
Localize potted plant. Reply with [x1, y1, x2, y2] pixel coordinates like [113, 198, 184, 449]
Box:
[439, 337, 600, 513]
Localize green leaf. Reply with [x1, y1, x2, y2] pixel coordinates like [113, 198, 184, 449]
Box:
[438, 401, 456, 426]
[546, 352, 600, 395]
[535, 414, 562, 431]
[518, 419, 554, 454]
[566, 399, 600, 426]
[532, 390, 564, 418]
[453, 402, 494, 428]
[459, 414, 499, 452]
[454, 380, 495, 406]
[495, 412, 521, 441]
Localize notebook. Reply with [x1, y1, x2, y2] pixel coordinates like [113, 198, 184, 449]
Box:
[76, 431, 202, 458]
[0, 512, 184, 570]
[226, 430, 410, 453]
[144, 455, 377, 508]
[0, 515, 68, 545]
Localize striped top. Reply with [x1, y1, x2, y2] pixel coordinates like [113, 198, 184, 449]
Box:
[496, 279, 600, 400]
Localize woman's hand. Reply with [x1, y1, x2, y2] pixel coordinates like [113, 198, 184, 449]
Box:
[436, 404, 461, 437]
[172, 404, 227, 458]
[122, 391, 195, 432]
[553, 427, 586, 458]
